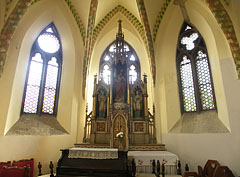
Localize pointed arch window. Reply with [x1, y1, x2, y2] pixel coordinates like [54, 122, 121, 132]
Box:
[99, 41, 140, 84]
[22, 23, 62, 115]
[177, 22, 216, 113]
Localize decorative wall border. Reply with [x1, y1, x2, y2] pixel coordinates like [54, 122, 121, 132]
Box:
[82, 0, 98, 98]
[0, 0, 33, 77]
[152, 0, 172, 42]
[136, 0, 156, 85]
[64, 0, 86, 45]
[206, 0, 240, 78]
[90, 5, 148, 65]
[82, 5, 152, 98]
[91, 5, 146, 52]
[4, 0, 15, 22]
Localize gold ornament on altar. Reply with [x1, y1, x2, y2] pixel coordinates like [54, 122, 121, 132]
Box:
[116, 132, 124, 149]
[83, 20, 157, 149]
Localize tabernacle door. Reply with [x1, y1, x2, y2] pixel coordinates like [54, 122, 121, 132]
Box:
[113, 115, 127, 150]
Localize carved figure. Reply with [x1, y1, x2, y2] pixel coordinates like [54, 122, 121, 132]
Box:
[115, 69, 126, 102]
[133, 90, 142, 117]
[98, 90, 107, 117]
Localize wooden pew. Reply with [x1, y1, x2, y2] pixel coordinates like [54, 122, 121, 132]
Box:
[198, 160, 220, 177]
[212, 166, 234, 177]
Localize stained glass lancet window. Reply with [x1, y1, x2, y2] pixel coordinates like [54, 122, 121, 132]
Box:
[177, 22, 216, 113]
[99, 41, 140, 84]
[22, 23, 62, 115]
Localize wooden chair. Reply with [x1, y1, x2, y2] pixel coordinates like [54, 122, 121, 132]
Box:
[1, 165, 30, 177]
[183, 171, 200, 177]
[198, 160, 220, 177]
[212, 166, 235, 177]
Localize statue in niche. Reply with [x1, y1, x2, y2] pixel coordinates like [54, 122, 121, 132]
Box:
[114, 69, 126, 103]
[133, 90, 142, 117]
[98, 90, 107, 117]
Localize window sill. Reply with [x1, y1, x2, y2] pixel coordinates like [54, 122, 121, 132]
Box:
[169, 110, 229, 133]
[5, 114, 68, 136]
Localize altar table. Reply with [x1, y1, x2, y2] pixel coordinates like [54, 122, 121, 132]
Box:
[128, 151, 178, 174]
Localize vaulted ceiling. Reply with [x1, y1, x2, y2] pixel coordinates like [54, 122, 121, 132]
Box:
[1, 0, 240, 98]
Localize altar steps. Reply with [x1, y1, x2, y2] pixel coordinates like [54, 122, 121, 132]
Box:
[74, 143, 166, 151]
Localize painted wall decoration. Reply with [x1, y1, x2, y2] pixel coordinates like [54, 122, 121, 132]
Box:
[136, 0, 156, 85]
[152, 0, 172, 42]
[64, 0, 86, 45]
[84, 5, 156, 98]
[206, 0, 240, 78]
[0, 0, 33, 76]
[82, 0, 98, 98]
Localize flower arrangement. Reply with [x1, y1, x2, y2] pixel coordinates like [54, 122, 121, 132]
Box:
[116, 132, 124, 149]
[116, 132, 124, 141]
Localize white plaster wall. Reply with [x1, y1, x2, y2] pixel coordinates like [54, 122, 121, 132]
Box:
[0, 0, 85, 176]
[163, 58, 240, 175]
[154, 0, 240, 175]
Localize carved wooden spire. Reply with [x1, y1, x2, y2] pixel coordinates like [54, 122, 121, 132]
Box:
[117, 19, 124, 39]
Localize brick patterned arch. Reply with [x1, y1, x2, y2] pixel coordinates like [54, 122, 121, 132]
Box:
[90, 5, 156, 85]
[0, 0, 86, 78]
[152, 0, 172, 42]
[0, 0, 33, 76]
[152, 0, 240, 78]
[64, 0, 86, 45]
[206, 0, 240, 78]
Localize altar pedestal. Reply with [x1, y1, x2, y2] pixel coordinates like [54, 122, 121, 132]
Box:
[128, 151, 178, 174]
[56, 148, 129, 177]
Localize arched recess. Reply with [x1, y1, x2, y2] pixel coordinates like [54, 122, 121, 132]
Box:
[0, 0, 85, 136]
[87, 5, 156, 86]
[154, 0, 231, 136]
[87, 13, 154, 116]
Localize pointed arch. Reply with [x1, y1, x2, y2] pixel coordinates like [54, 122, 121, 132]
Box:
[99, 40, 141, 85]
[22, 23, 62, 115]
[64, 0, 86, 44]
[176, 22, 216, 113]
[86, 5, 155, 90]
[0, 0, 34, 77]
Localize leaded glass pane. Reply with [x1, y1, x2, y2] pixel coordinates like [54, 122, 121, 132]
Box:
[46, 28, 53, 33]
[102, 65, 111, 84]
[42, 57, 59, 114]
[130, 55, 135, 61]
[180, 56, 197, 112]
[109, 44, 116, 52]
[129, 65, 137, 84]
[124, 44, 130, 52]
[23, 53, 43, 113]
[38, 33, 60, 53]
[104, 55, 110, 61]
[196, 50, 215, 110]
[181, 33, 199, 50]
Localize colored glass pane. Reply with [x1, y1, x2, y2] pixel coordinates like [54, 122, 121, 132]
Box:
[180, 56, 197, 112]
[23, 53, 43, 113]
[196, 50, 215, 110]
[42, 57, 59, 114]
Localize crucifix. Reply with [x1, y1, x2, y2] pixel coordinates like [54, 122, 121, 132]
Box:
[174, 0, 190, 23]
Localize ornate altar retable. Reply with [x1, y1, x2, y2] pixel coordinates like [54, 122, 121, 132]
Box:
[81, 20, 164, 151]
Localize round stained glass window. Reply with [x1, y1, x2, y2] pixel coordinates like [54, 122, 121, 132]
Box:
[38, 33, 60, 53]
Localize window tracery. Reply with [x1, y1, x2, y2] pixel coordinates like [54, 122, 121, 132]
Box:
[22, 23, 62, 115]
[177, 22, 216, 113]
[99, 41, 140, 85]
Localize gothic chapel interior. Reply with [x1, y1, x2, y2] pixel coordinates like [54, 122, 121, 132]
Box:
[0, 0, 240, 176]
